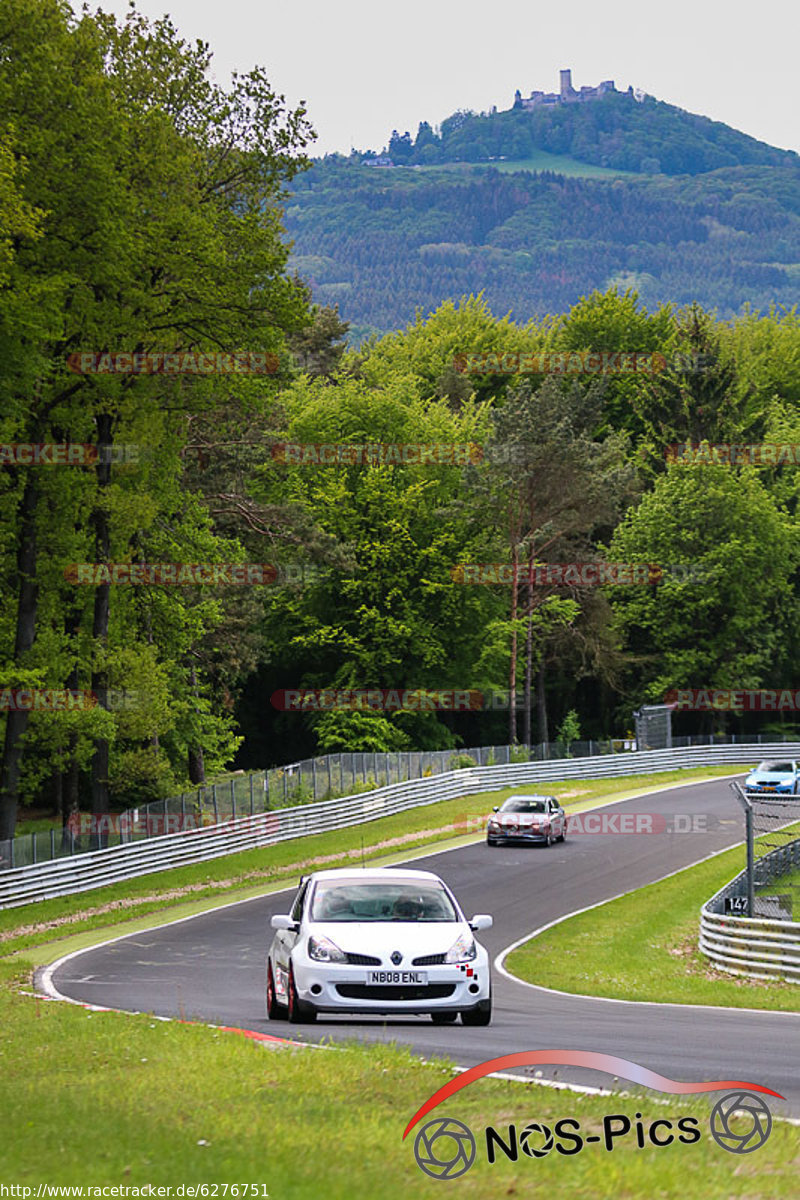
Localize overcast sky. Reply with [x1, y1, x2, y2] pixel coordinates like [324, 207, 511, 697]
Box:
[97, 0, 798, 156]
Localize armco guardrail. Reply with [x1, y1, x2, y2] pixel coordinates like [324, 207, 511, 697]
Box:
[2, 741, 797, 910]
[700, 844, 800, 982]
[2, 732, 787, 870]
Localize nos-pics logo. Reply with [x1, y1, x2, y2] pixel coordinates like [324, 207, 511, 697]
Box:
[404, 1051, 781, 1180]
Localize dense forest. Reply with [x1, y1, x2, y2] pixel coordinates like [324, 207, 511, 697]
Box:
[286, 160, 800, 340]
[1, 3, 799, 836]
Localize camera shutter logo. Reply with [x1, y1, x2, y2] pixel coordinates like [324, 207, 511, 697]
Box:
[710, 1091, 772, 1153]
[414, 1117, 476, 1179]
[520, 1121, 555, 1158]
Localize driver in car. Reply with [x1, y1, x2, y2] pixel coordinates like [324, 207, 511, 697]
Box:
[392, 894, 422, 920]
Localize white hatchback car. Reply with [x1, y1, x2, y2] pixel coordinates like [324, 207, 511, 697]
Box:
[266, 867, 493, 1025]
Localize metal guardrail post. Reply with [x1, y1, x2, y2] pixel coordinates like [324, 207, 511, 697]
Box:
[730, 781, 754, 916]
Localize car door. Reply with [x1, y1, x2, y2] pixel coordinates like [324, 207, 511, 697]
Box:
[273, 879, 308, 999]
[548, 798, 564, 835]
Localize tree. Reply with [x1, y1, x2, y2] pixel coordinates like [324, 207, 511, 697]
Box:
[288, 303, 350, 377]
[464, 376, 637, 742]
[607, 460, 797, 714]
[0, 0, 313, 838]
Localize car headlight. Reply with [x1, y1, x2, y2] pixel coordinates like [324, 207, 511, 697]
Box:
[488, 819, 500, 829]
[445, 932, 477, 962]
[307, 934, 347, 963]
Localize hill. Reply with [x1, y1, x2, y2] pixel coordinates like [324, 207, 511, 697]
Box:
[285, 157, 800, 340]
[378, 89, 797, 176]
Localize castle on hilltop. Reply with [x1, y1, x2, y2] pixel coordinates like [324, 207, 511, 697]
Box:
[514, 69, 642, 109]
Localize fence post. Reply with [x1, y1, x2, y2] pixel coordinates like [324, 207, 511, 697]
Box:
[249, 773, 254, 816]
[31, 831, 36, 865]
[50, 828, 55, 859]
[10, 839, 14, 868]
[212, 784, 218, 823]
[312, 757, 317, 799]
[283, 772, 288, 805]
[745, 805, 755, 916]
[231, 777, 236, 821]
[327, 756, 332, 797]
[730, 781, 755, 917]
[264, 771, 270, 811]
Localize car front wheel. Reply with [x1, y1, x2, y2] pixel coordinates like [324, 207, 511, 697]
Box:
[287, 963, 317, 1024]
[461, 994, 492, 1026]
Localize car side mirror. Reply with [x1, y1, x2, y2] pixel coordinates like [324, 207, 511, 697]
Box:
[270, 914, 299, 932]
[492, 806, 499, 812]
[469, 914, 493, 931]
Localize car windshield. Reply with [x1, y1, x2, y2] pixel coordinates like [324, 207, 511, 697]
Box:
[309, 881, 458, 922]
[501, 798, 547, 813]
[756, 761, 794, 773]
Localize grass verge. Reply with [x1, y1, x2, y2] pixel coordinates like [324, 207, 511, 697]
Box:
[506, 841, 800, 1011]
[0, 766, 744, 960]
[0, 958, 795, 1196]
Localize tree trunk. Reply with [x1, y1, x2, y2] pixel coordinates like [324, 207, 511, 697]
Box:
[0, 478, 40, 841]
[536, 657, 549, 746]
[61, 607, 82, 843]
[187, 662, 206, 784]
[523, 542, 535, 748]
[507, 492, 520, 745]
[90, 415, 112, 845]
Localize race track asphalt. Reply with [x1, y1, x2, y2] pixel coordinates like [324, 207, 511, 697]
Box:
[45, 776, 800, 1115]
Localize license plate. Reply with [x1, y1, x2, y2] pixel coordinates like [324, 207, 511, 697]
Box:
[763, 787, 776, 792]
[366, 970, 427, 985]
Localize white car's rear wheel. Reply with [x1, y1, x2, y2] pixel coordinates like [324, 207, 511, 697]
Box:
[266, 962, 286, 1021]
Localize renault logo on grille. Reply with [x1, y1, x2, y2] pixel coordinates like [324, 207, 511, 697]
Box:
[391, 950, 403, 965]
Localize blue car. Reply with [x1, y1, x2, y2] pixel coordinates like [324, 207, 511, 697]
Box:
[744, 759, 800, 795]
